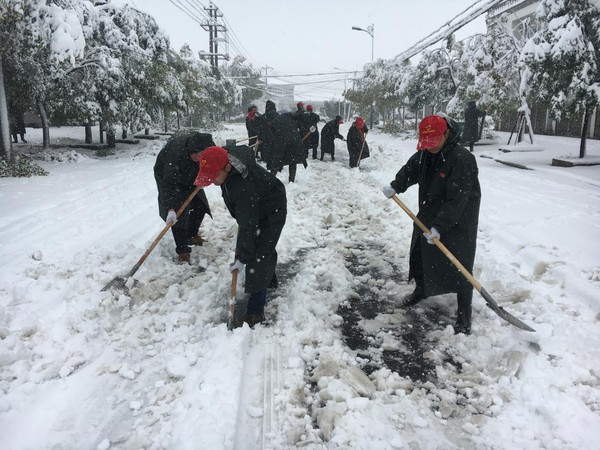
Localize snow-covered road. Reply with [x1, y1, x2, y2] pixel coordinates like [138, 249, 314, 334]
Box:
[1, 124, 599, 449]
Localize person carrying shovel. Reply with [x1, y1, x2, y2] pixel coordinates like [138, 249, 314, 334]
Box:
[194, 145, 287, 328]
[382, 114, 481, 335]
[154, 132, 215, 263]
[346, 117, 369, 168]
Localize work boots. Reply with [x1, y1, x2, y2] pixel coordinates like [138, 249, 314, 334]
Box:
[401, 285, 425, 307]
[244, 313, 265, 328]
[178, 253, 191, 264]
[454, 289, 473, 335]
[188, 234, 204, 246]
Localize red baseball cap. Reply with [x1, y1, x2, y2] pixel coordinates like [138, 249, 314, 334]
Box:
[194, 146, 229, 186]
[417, 115, 448, 150]
[306, 104, 313, 111]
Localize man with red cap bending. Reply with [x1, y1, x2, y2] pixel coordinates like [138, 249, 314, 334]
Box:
[382, 115, 481, 335]
[347, 117, 370, 168]
[195, 144, 287, 328]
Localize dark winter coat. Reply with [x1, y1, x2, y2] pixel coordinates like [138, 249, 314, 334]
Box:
[346, 124, 370, 167]
[221, 145, 287, 293]
[271, 112, 306, 170]
[11, 113, 26, 135]
[293, 107, 310, 149]
[304, 111, 320, 148]
[390, 127, 481, 297]
[257, 100, 278, 168]
[154, 132, 213, 220]
[462, 103, 486, 143]
[320, 119, 344, 154]
[245, 112, 261, 146]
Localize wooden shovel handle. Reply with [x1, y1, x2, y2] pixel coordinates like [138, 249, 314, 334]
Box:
[357, 139, 366, 167]
[126, 185, 203, 276]
[391, 195, 482, 292]
[230, 271, 238, 298]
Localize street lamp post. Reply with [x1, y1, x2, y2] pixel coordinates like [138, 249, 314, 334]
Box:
[351, 24, 374, 129]
[333, 67, 349, 122]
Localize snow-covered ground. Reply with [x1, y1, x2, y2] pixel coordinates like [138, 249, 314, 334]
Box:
[0, 123, 599, 450]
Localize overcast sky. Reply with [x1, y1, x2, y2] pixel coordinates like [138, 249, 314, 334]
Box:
[112, 0, 489, 101]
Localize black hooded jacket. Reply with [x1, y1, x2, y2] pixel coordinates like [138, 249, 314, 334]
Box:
[321, 118, 344, 154]
[257, 100, 278, 167]
[346, 123, 370, 166]
[272, 112, 306, 169]
[154, 132, 214, 220]
[390, 119, 481, 296]
[221, 145, 287, 293]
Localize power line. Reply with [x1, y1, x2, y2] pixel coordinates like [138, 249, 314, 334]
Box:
[395, 0, 505, 61]
[168, 0, 204, 25]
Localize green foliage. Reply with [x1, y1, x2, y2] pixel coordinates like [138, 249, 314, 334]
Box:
[0, 157, 49, 178]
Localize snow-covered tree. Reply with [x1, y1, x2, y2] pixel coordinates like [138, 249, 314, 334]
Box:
[1, 0, 84, 155]
[521, 0, 600, 157]
[225, 55, 263, 115]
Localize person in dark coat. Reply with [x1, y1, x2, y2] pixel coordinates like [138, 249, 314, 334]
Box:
[463, 101, 486, 152]
[257, 100, 278, 170]
[320, 115, 344, 161]
[245, 105, 260, 151]
[304, 104, 320, 160]
[382, 114, 481, 335]
[293, 101, 311, 157]
[346, 117, 370, 168]
[10, 111, 27, 144]
[271, 111, 306, 183]
[194, 145, 287, 328]
[153, 132, 214, 263]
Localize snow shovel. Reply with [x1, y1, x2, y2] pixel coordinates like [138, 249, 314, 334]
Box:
[357, 139, 367, 168]
[101, 185, 203, 292]
[302, 126, 317, 142]
[228, 268, 238, 331]
[236, 135, 257, 143]
[390, 194, 535, 332]
[251, 140, 261, 157]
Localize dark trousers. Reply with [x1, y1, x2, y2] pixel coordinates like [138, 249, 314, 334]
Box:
[171, 202, 207, 254]
[288, 164, 297, 182]
[456, 288, 473, 326]
[412, 239, 473, 325]
[310, 145, 318, 159]
[12, 131, 26, 143]
[271, 165, 297, 182]
[247, 291, 267, 315]
[320, 149, 334, 160]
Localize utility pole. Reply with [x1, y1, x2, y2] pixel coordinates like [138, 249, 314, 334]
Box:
[262, 65, 273, 98]
[352, 24, 374, 129]
[200, 2, 229, 78]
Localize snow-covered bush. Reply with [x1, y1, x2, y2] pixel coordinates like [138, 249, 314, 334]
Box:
[0, 157, 48, 178]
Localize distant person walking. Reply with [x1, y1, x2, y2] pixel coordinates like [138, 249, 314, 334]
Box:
[257, 100, 278, 170]
[293, 101, 311, 157]
[346, 117, 369, 168]
[320, 115, 344, 161]
[153, 132, 214, 263]
[382, 115, 481, 335]
[194, 145, 287, 328]
[304, 104, 320, 160]
[463, 101, 486, 152]
[10, 111, 27, 144]
[271, 110, 306, 183]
